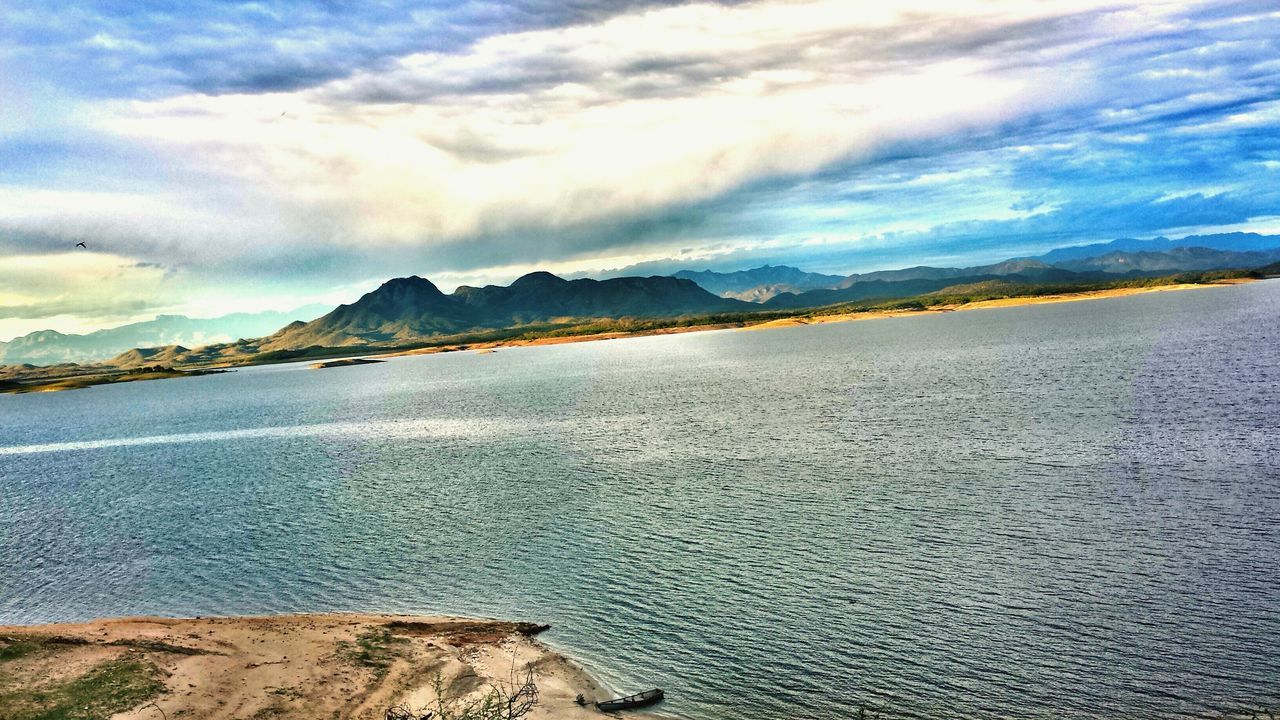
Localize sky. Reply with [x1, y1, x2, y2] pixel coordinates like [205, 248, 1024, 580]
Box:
[1, 0, 1278, 340]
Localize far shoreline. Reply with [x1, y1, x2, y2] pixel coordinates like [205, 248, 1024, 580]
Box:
[0, 277, 1259, 395]
[738, 278, 1256, 331]
[322, 278, 1262, 359]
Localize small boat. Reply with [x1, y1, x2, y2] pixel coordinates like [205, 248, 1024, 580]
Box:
[596, 689, 664, 712]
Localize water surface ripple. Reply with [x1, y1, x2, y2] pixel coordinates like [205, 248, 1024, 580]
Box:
[3, 282, 1279, 719]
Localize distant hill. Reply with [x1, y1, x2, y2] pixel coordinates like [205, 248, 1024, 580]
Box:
[835, 257, 1078, 287]
[1255, 260, 1280, 277]
[759, 245, 1280, 309]
[762, 269, 1105, 309]
[677, 258, 1092, 305]
[265, 276, 474, 348]
[672, 265, 845, 301]
[926, 279, 1029, 296]
[668, 233, 1280, 304]
[0, 305, 330, 366]
[1037, 232, 1280, 264]
[1052, 246, 1280, 274]
[260, 272, 750, 350]
[109, 345, 197, 369]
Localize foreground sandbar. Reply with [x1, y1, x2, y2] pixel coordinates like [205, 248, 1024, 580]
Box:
[0, 613, 655, 720]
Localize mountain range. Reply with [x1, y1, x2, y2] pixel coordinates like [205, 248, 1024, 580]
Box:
[68, 272, 745, 369]
[671, 265, 846, 301]
[6, 232, 1279, 372]
[676, 234, 1280, 307]
[761, 249, 1280, 309]
[0, 305, 329, 366]
[1035, 232, 1280, 263]
[760, 261, 1082, 309]
[1050, 246, 1280, 274]
[256, 272, 748, 351]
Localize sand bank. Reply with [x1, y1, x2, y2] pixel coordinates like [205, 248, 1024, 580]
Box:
[0, 614, 656, 720]
[309, 358, 386, 369]
[742, 280, 1249, 332]
[944, 280, 1249, 311]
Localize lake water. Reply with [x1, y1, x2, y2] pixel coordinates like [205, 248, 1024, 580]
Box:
[2, 282, 1279, 719]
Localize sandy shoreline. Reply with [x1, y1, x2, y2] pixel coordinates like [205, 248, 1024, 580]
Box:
[739, 280, 1250, 331]
[0, 613, 660, 720]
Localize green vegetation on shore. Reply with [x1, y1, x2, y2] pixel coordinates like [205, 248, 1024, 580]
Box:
[335, 627, 409, 677]
[812, 269, 1257, 315]
[0, 635, 167, 720]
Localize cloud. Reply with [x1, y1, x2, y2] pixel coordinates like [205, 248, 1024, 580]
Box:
[0, 296, 157, 322]
[2, 0, 1279, 334]
[1, 1, 723, 97]
[91, 1, 1168, 252]
[0, 252, 174, 338]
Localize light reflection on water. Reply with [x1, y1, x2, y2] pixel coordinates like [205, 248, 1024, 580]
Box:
[2, 282, 1279, 719]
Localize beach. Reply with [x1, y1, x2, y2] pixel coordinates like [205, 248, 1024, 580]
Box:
[0, 614, 647, 720]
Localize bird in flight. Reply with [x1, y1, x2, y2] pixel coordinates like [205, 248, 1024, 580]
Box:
[75, 242, 87, 249]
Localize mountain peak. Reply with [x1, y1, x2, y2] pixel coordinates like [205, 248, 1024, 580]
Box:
[376, 275, 442, 293]
[355, 275, 449, 306]
[24, 329, 70, 341]
[257, 270, 747, 352]
[984, 258, 1052, 272]
[510, 271, 568, 288]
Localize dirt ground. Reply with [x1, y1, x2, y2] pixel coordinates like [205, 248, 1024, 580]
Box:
[0, 614, 658, 720]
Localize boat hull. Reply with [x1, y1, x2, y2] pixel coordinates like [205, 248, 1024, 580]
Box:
[596, 689, 665, 712]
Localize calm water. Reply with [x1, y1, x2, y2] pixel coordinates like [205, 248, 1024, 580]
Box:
[3, 282, 1279, 719]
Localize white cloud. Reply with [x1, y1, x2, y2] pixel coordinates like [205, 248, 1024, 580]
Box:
[0, 252, 171, 339]
[13, 0, 1273, 334]
[94, 0, 1196, 254]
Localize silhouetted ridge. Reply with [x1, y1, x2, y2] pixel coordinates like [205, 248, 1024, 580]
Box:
[261, 272, 749, 350]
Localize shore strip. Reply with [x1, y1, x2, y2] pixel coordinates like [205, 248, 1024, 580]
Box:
[740, 279, 1253, 331]
[0, 613, 653, 720]
[390, 279, 1251, 354]
[0, 278, 1254, 394]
